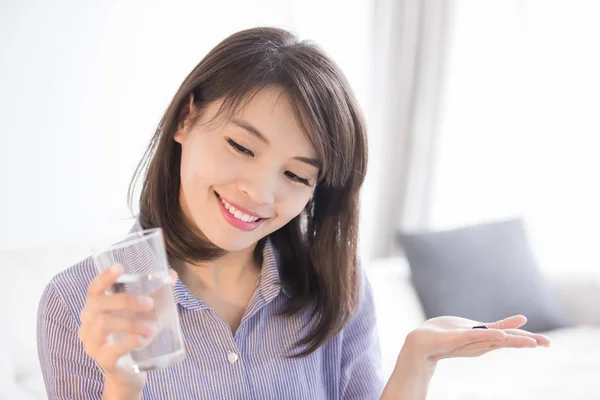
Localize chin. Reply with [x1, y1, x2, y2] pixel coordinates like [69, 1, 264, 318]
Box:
[211, 235, 260, 252]
[200, 220, 263, 251]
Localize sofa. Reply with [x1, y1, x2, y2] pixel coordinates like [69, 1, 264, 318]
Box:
[2, 246, 599, 399]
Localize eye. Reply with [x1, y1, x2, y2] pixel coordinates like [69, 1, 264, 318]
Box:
[285, 171, 311, 186]
[226, 137, 254, 157]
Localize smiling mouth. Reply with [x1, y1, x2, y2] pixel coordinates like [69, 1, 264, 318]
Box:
[214, 191, 266, 223]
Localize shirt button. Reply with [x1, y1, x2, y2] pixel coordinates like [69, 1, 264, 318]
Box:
[227, 351, 239, 364]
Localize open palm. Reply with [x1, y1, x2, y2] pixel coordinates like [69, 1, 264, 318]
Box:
[408, 314, 551, 362]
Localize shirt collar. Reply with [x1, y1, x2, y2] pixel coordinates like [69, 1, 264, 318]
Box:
[257, 237, 287, 303]
[128, 218, 144, 234]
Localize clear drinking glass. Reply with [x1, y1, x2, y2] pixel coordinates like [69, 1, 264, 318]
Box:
[92, 228, 185, 372]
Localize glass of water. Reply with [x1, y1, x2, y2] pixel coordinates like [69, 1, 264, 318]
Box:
[92, 227, 185, 372]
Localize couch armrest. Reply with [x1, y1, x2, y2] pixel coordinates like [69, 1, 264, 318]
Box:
[547, 272, 600, 326]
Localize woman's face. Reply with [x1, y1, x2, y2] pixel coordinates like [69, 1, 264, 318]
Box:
[174, 87, 320, 252]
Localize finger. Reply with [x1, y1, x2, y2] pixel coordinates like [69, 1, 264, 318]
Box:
[88, 293, 154, 314]
[79, 293, 155, 344]
[169, 269, 178, 287]
[440, 339, 507, 359]
[446, 328, 507, 350]
[87, 264, 123, 296]
[79, 314, 158, 358]
[453, 335, 537, 358]
[502, 329, 552, 347]
[96, 334, 151, 371]
[95, 313, 158, 338]
[78, 324, 93, 355]
[85, 314, 157, 353]
[486, 315, 527, 330]
[497, 334, 538, 348]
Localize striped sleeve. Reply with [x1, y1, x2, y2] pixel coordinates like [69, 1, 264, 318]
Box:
[339, 268, 385, 400]
[37, 281, 104, 399]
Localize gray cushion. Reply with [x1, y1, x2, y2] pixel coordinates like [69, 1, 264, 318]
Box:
[397, 219, 571, 333]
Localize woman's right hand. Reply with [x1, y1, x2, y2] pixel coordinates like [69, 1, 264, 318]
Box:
[78, 264, 178, 394]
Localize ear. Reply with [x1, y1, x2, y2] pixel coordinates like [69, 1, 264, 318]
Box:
[174, 93, 196, 144]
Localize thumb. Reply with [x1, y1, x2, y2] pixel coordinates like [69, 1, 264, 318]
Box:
[168, 269, 178, 287]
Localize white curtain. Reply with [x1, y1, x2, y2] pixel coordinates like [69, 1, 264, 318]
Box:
[359, 0, 454, 260]
[428, 0, 600, 276]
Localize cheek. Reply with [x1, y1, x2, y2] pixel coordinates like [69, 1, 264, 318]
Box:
[179, 137, 237, 189]
[180, 147, 209, 193]
[275, 190, 312, 222]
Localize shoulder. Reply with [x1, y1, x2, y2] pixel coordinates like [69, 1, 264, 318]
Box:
[333, 262, 378, 346]
[350, 263, 378, 327]
[39, 256, 97, 321]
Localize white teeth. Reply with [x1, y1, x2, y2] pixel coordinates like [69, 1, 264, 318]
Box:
[219, 196, 260, 223]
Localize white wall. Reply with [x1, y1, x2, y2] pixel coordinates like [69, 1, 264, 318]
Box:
[0, 0, 371, 252]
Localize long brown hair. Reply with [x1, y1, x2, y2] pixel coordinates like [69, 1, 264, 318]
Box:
[128, 27, 368, 357]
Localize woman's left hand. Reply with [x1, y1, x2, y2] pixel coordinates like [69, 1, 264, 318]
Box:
[380, 315, 552, 400]
[404, 314, 551, 364]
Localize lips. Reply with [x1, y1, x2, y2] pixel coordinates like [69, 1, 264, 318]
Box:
[216, 192, 265, 219]
[215, 191, 267, 232]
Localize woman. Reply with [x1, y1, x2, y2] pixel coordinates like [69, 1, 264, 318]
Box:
[37, 27, 550, 399]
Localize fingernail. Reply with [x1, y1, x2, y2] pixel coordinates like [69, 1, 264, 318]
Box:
[139, 296, 154, 309]
[111, 264, 123, 274]
[140, 322, 157, 337]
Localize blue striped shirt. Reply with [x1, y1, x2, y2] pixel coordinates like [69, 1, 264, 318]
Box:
[37, 221, 384, 399]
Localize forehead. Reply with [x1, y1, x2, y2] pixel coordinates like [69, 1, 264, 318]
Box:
[205, 86, 319, 158]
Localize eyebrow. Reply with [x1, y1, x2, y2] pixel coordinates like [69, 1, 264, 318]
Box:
[230, 118, 321, 169]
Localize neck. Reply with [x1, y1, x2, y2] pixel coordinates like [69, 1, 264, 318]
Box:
[173, 244, 262, 292]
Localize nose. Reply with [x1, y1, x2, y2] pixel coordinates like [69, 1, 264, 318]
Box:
[236, 168, 277, 205]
